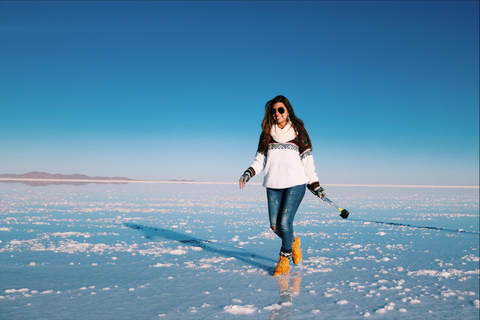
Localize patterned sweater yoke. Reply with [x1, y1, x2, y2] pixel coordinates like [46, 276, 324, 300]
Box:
[247, 130, 320, 189]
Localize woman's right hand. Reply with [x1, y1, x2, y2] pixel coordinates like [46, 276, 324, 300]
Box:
[239, 171, 251, 189]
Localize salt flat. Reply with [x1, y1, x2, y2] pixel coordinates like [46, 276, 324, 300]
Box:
[0, 182, 478, 319]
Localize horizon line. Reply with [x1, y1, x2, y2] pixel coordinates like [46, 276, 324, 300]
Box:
[0, 178, 478, 189]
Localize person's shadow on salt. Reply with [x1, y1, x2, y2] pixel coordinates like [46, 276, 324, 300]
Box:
[124, 223, 277, 272]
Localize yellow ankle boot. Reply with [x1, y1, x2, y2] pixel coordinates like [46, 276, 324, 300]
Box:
[292, 237, 302, 265]
[273, 255, 290, 277]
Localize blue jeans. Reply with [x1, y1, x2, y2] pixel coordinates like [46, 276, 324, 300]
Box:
[267, 184, 306, 252]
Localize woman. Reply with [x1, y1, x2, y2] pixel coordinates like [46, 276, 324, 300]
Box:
[239, 95, 326, 276]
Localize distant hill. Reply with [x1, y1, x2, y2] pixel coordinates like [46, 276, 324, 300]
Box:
[0, 171, 133, 181]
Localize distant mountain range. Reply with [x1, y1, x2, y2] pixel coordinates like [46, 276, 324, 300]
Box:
[0, 171, 133, 181]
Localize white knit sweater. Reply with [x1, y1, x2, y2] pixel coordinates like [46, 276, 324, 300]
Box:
[247, 124, 320, 189]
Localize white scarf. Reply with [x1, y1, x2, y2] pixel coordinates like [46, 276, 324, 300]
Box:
[271, 121, 296, 143]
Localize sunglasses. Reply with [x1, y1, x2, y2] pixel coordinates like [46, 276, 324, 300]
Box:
[272, 107, 286, 115]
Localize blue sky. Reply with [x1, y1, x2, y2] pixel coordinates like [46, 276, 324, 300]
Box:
[0, 1, 478, 186]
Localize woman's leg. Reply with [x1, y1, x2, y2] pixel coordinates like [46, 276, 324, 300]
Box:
[267, 185, 306, 251]
[269, 185, 306, 277]
[267, 188, 285, 238]
[277, 184, 306, 251]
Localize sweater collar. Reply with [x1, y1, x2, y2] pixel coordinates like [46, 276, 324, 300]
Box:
[271, 121, 296, 143]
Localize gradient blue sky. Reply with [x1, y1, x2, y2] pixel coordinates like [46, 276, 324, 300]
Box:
[1, 1, 478, 186]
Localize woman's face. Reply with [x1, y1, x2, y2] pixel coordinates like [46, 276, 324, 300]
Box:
[272, 102, 289, 128]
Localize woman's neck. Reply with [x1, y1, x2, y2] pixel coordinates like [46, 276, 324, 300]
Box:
[277, 121, 288, 129]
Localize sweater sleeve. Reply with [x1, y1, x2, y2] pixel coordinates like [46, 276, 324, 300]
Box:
[245, 133, 267, 177]
[299, 132, 320, 189]
[302, 151, 320, 190]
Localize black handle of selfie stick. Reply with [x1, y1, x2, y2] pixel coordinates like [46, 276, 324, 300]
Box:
[323, 197, 350, 219]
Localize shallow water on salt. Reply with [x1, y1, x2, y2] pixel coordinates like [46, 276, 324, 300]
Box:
[0, 183, 478, 319]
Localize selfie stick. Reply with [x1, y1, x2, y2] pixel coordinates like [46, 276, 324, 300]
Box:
[323, 197, 350, 219]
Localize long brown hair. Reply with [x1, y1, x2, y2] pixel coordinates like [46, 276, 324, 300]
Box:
[259, 95, 312, 155]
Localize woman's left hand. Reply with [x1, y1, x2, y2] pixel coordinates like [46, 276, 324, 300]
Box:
[313, 186, 326, 199]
